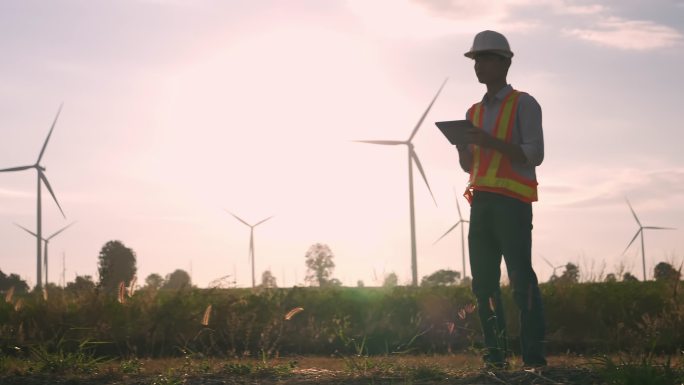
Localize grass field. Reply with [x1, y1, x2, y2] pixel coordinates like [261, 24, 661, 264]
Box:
[1, 354, 683, 384]
[2, 282, 684, 383]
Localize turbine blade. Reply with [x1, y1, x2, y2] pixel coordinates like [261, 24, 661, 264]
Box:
[37, 103, 63, 163]
[47, 221, 77, 240]
[226, 210, 251, 227]
[643, 226, 676, 230]
[0, 165, 34, 172]
[408, 77, 448, 142]
[254, 216, 273, 227]
[434, 223, 460, 244]
[541, 256, 554, 269]
[411, 150, 437, 206]
[625, 197, 641, 227]
[353, 140, 404, 146]
[623, 229, 642, 255]
[14, 223, 38, 238]
[39, 171, 66, 218]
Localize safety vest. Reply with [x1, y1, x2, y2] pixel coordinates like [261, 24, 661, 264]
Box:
[464, 89, 538, 204]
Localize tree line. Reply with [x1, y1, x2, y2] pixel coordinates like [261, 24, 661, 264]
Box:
[1, 240, 681, 293]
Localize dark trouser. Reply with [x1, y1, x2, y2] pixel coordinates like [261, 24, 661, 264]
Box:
[468, 191, 546, 366]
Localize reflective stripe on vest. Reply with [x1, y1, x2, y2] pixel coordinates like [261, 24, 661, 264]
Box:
[464, 90, 538, 204]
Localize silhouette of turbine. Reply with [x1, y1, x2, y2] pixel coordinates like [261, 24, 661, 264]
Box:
[541, 256, 564, 281]
[622, 198, 675, 281]
[0, 104, 66, 289]
[355, 78, 447, 286]
[15, 221, 76, 287]
[434, 188, 470, 280]
[226, 211, 273, 288]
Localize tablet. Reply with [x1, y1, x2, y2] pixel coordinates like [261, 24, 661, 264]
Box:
[435, 120, 474, 145]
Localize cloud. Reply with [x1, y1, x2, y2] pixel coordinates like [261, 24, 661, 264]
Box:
[555, 3, 606, 15]
[345, 0, 538, 39]
[410, 0, 518, 21]
[413, 0, 606, 18]
[547, 167, 684, 209]
[408, 0, 682, 51]
[563, 16, 683, 50]
[131, 0, 191, 4]
[0, 187, 33, 199]
[409, 0, 607, 29]
[127, 214, 201, 223]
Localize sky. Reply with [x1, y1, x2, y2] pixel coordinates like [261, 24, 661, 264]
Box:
[1, 0, 683, 289]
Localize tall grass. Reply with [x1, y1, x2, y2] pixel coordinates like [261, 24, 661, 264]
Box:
[0, 281, 681, 359]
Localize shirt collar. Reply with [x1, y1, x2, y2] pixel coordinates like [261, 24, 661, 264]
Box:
[481, 84, 513, 104]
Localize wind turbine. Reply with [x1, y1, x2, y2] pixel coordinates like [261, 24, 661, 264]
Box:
[541, 256, 564, 281]
[623, 198, 675, 281]
[372, 265, 386, 286]
[15, 221, 76, 287]
[226, 211, 273, 288]
[61, 252, 66, 287]
[355, 78, 447, 286]
[434, 188, 470, 280]
[0, 104, 66, 289]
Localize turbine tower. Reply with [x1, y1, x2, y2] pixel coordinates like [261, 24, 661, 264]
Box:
[622, 198, 675, 281]
[434, 188, 470, 280]
[0, 105, 66, 289]
[227, 211, 273, 288]
[15, 221, 76, 287]
[356, 79, 447, 286]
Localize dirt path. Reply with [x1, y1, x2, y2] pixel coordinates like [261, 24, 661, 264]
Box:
[0, 366, 606, 385]
[2, 355, 681, 384]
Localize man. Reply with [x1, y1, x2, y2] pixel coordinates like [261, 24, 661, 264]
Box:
[456, 30, 546, 369]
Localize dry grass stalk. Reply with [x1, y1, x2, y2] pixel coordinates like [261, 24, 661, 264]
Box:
[464, 303, 476, 314]
[458, 303, 477, 320]
[118, 281, 126, 304]
[128, 275, 137, 297]
[201, 304, 212, 326]
[5, 286, 14, 303]
[14, 298, 23, 311]
[458, 308, 466, 320]
[284, 306, 304, 320]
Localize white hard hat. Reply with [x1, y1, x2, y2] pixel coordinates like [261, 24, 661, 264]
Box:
[464, 30, 514, 59]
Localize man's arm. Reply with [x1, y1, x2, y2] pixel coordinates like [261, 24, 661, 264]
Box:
[517, 94, 544, 167]
[466, 128, 528, 164]
[456, 145, 472, 172]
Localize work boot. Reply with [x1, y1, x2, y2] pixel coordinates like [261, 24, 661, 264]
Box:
[522, 357, 547, 370]
[483, 352, 508, 370]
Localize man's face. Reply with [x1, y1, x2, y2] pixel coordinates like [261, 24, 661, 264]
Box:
[473, 52, 509, 84]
